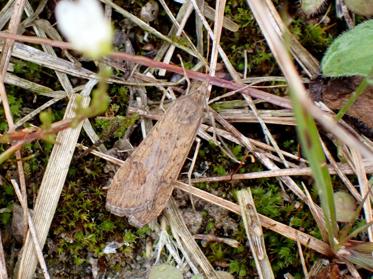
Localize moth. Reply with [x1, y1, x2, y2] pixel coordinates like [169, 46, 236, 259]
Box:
[106, 81, 207, 227]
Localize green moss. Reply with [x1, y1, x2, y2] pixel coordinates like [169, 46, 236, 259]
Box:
[229, 259, 248, 277]
[221, 1, 276, 75]
[95, 114, 138, 139]
[291, 20, 332, 57]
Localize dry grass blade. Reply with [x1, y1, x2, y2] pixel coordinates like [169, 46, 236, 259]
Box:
[15, 89, 92, 279]
[0, 0, 15, 31]
[262, 0, 320, 78]
[237, 189, 274, 279]
[4, 72, 55, 96]
[296, 237, 309, 279]
[24, 2, 75, 96]
[200, 124, 308, 162]
[0, 42, 96, 79]
[165, 198, 221, 279]
[210, 108, 310, 204]
[157, 0, 202, 76]
[0, 232, 7, 279]
[149, 0, 193, 69]
[350, 149, 373, 241]
[11, 180, 50, 279]
[15, 96, 65, 129]
[208, 0, 226, 79]
[193, 234, 240, 248]
[0, 0, 26, 78]
[77, 146, 332, 256]
[202, 0, 292, 170]
[0, 0, 29, 260]
[101, 0, 202, 60]
[176, 181, 332, 256]
[321, 140, 362, 201]
[129, 105, 295, 126]
[302, 183, 328, 242]
[246, 0, 373, 160]
[190, 161, 373, 183]
[195, 0, 204, 55]
[0, 31, 293, 108]
[203, 2, 239, 32]
[218, 110, 295, 125]
[21, 0, 48, 28]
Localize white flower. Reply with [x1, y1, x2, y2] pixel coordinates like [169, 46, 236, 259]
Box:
[55, 0, 113, 58]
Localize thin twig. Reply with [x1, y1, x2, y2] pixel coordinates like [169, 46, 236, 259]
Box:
[187, 138, 201, 210]
[10, 180, 50, 279]
[296, 234, 309, 279]
[0, 32, 292, 109]
[165, 198, 222, 279]
[176, 181, 332, 256]
[0, 231, 7, 279]
[245, 0, 373, 160]
[74, 145, 332, 256]
[237, 189, 274, 279]
[190, 162, 373, 183]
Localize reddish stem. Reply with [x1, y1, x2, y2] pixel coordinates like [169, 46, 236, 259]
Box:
[0, 32, 292, 109]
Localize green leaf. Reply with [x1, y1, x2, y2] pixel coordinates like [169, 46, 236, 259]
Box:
[333, 191, 356, 223]
[321, 20, 373, 77]
[149, 264, 183, 279]
[289, 88, 338, 245]
[301, 0, 327, 15]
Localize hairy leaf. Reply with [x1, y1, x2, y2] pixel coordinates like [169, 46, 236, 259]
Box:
[322, 20, 373, 77]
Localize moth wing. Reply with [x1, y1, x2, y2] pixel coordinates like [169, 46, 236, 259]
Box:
[127, 92, 206, 226]
[106, 83, 207, 225]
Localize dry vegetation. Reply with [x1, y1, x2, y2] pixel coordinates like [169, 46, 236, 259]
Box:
[0, 0, 372, 278]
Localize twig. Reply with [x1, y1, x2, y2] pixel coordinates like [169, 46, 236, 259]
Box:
[350, 148, 373, 241]
[75, 146, 332, 256]
[15, 91, 92, 279]
[0, 0, 29, 240]
[0, 0, 26, 78]
[101, 0, 204, 61]
[15, 96, 65, 129]
[0, 0, 14, 30]
[10, 180, 50, 279]
[208, 0, 226, 80]
[296, 234, 309, 279]
[0, 231, 7, 279]
[165, 198, 221, 278]
[321, 140, 362, 202]
[0, 32, 292, 109]
[187, 138, 201, 210]
[237, 189, 274, 279]
[175, 181, 332, 256]
[245, 0, 373, 160]
[190, 162, 373, 183]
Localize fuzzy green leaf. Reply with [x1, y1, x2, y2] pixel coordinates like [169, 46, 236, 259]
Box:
[321, 20, 373, 77]
[333, 192, 356, 223]
[149, 264, 183, 279]
[301, 0, 326, 15]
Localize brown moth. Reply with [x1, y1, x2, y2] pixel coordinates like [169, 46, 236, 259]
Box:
[106, 81, 207, 227]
